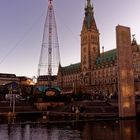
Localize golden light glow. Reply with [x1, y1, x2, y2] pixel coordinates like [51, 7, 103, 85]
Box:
[121, 86, 130, 96]
[46, 91, 55, 96]
[29, 81, 36, 85]
[26, 79, 36, 85]
[123, 102, 130, 108]
[121, 70, 127, 78]
[124, 127, 131, 135]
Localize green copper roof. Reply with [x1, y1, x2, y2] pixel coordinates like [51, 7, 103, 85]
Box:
[60, 63, 81, 73]
[96, 49, 117, 65]
[60, 44, 140, 71]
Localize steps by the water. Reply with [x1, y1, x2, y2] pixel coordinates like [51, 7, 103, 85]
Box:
[0, 101, 37, 114]
[52, 100, 118, 114]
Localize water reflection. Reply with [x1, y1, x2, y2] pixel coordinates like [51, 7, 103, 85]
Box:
[120, 120, 136, 140]
[82, 120, 120, 140]
[0, 119, 140, 140]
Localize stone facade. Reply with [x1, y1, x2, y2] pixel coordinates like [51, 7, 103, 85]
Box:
[37, 75, 57, 87]
[57, 0, 140, 96]
[116, 25, 136, 117]
[0, 73, 19, 85]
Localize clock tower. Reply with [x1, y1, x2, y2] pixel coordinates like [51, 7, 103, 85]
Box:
[81, 0, 100, 71]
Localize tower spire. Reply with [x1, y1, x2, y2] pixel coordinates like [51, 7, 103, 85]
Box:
[84, 0, 97, 30]
[87, 0, 92, 7]
[81, 0, 100, 72]
[49, 0, 53, 5]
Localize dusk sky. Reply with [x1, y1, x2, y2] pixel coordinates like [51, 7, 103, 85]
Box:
[0, 0, 140, 78]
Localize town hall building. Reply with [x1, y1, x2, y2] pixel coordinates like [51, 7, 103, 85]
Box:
[57, 0, 140, 97]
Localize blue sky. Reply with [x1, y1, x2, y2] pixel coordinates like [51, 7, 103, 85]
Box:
[0, 0, 140, 77]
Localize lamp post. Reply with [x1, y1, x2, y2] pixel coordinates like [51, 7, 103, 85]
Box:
[12, 94, 15, 114]
[9, 85, 12, 107]
[9, 84, 16, 115]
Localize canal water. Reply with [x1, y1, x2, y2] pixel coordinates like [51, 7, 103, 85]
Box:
[0, 119, 140, 140]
